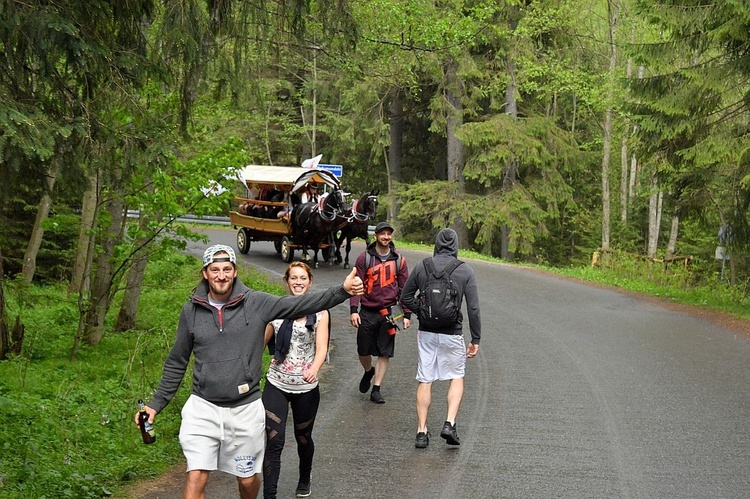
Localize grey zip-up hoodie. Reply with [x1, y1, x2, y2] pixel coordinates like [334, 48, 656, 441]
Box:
[401, 228, 482, 344]
[149, 278, 350, 413]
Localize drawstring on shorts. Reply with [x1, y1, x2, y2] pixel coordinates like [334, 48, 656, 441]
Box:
[217, 406, 239, 447]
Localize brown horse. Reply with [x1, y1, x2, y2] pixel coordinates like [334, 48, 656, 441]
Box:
[290, 187, 348, 268]
[333, 189, 379, 269]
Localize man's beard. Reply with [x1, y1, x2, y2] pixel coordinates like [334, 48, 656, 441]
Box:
[208, 278, 233, 298]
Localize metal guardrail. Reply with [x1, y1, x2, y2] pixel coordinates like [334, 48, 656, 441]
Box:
[127, 211, 375, 233]
[126, 210, 231, 226]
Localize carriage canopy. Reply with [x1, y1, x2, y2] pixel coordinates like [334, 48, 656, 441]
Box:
[237, 164, 340, 192]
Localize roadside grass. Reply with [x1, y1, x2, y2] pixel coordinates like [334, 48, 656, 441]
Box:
[0, 254, 283, 498]
[0, 245, 746, 498]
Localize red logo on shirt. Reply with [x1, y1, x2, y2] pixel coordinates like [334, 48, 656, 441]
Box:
[365, 260, 397, 294]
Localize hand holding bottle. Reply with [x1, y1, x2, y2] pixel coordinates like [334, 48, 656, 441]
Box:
[135, 399, 156, 444]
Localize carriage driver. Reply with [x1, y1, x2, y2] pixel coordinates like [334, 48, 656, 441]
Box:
[300, 182, 320, 204]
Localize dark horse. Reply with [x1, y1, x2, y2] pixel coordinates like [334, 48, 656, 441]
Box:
[290, 186, 348, 268]
[333, 189, 379, 269]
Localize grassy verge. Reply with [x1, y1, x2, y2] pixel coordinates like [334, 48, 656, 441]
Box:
[0, 253, 283, 498]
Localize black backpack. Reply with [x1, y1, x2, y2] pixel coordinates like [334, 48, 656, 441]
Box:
[416, 257, 464, 330]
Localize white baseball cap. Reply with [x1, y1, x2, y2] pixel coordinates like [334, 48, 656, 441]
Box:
[202, 244, 236, 268]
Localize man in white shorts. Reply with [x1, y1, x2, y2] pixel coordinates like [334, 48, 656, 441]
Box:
[134, 244, 363, 498]
[401, 228, 482, 449]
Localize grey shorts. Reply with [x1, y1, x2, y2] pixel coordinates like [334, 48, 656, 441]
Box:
[416, 330, 466, 383]
[178, 395, 265, 477]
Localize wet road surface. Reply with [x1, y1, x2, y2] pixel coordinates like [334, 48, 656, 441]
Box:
[127, 228, 750, 498]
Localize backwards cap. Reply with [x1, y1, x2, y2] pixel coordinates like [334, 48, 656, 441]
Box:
[202, 244, 236, 268]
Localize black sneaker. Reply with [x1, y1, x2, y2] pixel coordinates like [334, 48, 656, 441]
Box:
[415, 431, 430, 449]
[370, 390, 385, 404]
[295, 480, 311, 498]
[440, 421, 460, 445]
[359, 368, 375, 393]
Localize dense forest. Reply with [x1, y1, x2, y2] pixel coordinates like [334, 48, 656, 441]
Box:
[1, 0, 748, 352]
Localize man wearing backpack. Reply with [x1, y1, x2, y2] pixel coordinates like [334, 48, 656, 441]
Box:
[401, 228, 481, 449]
[350, 221, 411, 404]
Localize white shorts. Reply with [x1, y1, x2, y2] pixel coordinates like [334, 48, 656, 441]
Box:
[179, 395, 265, 477]
[416, 330, 466, 383]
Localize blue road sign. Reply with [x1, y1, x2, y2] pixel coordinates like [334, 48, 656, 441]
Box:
[317, 164, 343, 177]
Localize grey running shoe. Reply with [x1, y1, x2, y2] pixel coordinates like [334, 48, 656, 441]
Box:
[440, 421, 460, 445]
[359, 368, 375, 393]
[415, 431, 430, 449]
[295, 480, 311, 498]
[370, 390, 385, 404]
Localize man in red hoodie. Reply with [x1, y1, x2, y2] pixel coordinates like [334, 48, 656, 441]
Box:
[350, 221, 411, 403]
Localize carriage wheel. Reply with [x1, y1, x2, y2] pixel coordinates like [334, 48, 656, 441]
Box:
[273, 240, 282, 254]
[281, 236, 294, 263]
[237, 228, 251, 254]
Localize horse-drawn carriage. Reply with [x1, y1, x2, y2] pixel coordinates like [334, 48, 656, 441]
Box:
[230, 164, 379, 268]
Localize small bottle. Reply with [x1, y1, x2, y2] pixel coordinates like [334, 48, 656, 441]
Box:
[138, 399, 156, 445]
[380, 309, 396, 336]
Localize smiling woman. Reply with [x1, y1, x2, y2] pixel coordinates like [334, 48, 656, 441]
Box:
[262, 261, 330, 499]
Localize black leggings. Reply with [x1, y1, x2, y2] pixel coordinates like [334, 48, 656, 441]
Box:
[262, 382, 320, 498]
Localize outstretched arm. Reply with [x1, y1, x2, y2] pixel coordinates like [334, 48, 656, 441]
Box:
[263, 268, 363, 323]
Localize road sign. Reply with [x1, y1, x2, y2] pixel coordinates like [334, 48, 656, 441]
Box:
[317, 164, 343, 177]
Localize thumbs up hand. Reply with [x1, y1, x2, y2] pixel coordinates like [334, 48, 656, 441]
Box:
[344, 268, 364, 296]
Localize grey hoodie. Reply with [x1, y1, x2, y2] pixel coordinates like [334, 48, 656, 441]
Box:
[149, 277, 350, 413]
[401, 228, 482, 344]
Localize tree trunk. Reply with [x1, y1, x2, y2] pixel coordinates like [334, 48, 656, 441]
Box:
[628, 66, 644, 209]
[22, 155, 63, 283]
[656, 189, 663, 242]
[115, 212, 151, 332]
[601, 1, 619, 251]
[387, 88, 404, 228]
[0, 246, 24, 359]
[647, 173, 660, 258]
[620, 130, 628, 223]
[0, 246, 8, 359]
[601, 111, 613, 251]
[501, 10, 521, 261]
[311, 41, 318, 157]
[69, 171, 99, 294]
[84, 176, 126, 346]
[666, 214, 679, 259]
[628, 153, 638, 206]
[502, 156, 520, 262]
[444, 58, 469, 248]
[621, 29, 636, 223]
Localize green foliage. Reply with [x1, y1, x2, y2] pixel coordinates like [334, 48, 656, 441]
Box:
[0, 252, 280, 498]
[1, 0, 749, 318]
[34, 213, 81, 283]
[630, 0, 750, 256]
[400, 114, 583, 258]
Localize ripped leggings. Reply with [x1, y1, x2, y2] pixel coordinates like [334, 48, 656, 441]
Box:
[262, 381, 320, 499]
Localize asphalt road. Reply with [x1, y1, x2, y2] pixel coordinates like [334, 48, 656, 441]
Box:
[132, 226, 750, 498]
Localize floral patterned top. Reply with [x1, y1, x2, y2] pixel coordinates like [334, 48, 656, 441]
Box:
[266, 311, 324, 393]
